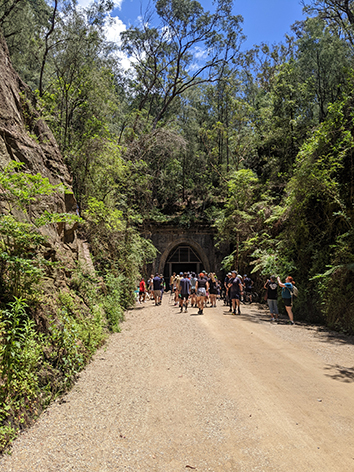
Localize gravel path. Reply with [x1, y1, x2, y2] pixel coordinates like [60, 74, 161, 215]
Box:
[1, 297, 354, 471]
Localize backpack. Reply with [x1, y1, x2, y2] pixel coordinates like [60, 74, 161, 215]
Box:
[292, 285, 299, 298]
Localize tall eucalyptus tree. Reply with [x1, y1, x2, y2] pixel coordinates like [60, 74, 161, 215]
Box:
[121, 0, 245, 130]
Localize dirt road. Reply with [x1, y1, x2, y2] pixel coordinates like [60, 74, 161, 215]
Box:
[1, 297, 354, 471]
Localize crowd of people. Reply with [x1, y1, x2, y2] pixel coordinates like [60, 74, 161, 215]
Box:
[137, 271, 297, 324]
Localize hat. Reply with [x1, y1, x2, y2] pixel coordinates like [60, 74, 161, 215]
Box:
[227, 272, 231, 276]
[180, 272, 183, 275]
[231, 270, 237, 274]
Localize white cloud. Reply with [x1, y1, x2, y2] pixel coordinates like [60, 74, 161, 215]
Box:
[75, 0, 132, 70]
[104, 16, 126, 44]
[193, 46, 208, 60]
[104, 16, 135, 70]
[76, 0, 123, 9]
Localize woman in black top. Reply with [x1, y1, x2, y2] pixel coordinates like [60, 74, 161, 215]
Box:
[264, 275, 279, 321]
[195, 273, 209, 315]
[209, 274, 218, 307]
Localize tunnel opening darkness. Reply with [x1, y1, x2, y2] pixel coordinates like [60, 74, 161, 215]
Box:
[163, 245, 204, 285]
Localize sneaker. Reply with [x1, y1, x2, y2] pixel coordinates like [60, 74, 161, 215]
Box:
[180, 307, 183, 312]
[185, 307, 188, 313]
[289, 320, 295, 325]
[238, 308, 241, 315]
[233, 310, 236, 315]
[271, 317, 275, 322]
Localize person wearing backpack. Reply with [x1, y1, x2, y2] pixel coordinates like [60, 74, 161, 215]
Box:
[277, 276, 295, 325]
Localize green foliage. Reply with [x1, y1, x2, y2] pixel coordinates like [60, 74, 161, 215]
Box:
[102, 274, 125, 332]
[0, 274, 108, 452]
[216, 169, 260, 270]
[265, 84, 354, 322]
[0, 162, 81, 301]
[35, 211, 82, 227]
[0, 297, 42, 450]
[0, 162, 64, 213]
[0, 298, 40, 382]
[0, 215, 45, 299]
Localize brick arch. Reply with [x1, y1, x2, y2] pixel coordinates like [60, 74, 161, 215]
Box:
[158, 239, 210, 274]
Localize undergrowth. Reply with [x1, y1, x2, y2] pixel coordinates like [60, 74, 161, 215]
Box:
[0, 163, 133, 452]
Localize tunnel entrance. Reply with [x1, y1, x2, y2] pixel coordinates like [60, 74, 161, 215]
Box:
[163, 245, 204, 285]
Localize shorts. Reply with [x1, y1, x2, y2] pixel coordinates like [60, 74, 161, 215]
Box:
[230, 292, 240, 300]
[139, 290, 145, 296]
[190, 288, 196, 294]
[153, 290, 161, 298]
[179, 293, 189, 300]
[197, 288, 206, 297]
[283, 298, 292, 307]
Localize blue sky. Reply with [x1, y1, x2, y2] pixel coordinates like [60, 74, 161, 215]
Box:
[76, 0, 307, 68]
[234, 0, 305, 47]
[109, 0, 306, 48]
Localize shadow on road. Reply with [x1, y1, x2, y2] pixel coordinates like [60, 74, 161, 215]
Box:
[324, 364, 354, 383]
[301, 324, 354, 347]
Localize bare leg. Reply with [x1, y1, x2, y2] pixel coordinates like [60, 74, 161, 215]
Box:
[285, 306, 293, 322]
[198, 297, 205, 313]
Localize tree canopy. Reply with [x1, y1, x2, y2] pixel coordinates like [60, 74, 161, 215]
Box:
[1, 0, 354, 332]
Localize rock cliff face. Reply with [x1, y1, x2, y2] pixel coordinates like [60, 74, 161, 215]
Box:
[0, 34, 104, 451]
[0, 36, 71, 184]
[0, 33, 92, 293]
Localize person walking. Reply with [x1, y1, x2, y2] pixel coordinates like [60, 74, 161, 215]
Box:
[148, 274, 154, 300]
[195, 272, 209, 315]
[224, 272, 232, 310]
[277, 276, 295, 325]
[264, 275, 279, 321]
[169, 272, 176, 293]
[179, 272, 191, 312]
[243, 274, 254, 303]
[228, 270, 243, 315]
[138, 277, 146, 303]
[152, 273, 162, 306]
[160, 274, 165, 300]
[190, 272, 198, 307]
[174, 272, 183, 306]
[209, 273, 218, 307]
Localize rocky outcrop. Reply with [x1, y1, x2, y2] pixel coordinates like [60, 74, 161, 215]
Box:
[0, 32, 93, 287]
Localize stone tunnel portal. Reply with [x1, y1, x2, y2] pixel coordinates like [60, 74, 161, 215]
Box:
[144, 225, 228, 282]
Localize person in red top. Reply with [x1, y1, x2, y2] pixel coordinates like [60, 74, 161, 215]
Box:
[139, 277, 146, 303]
